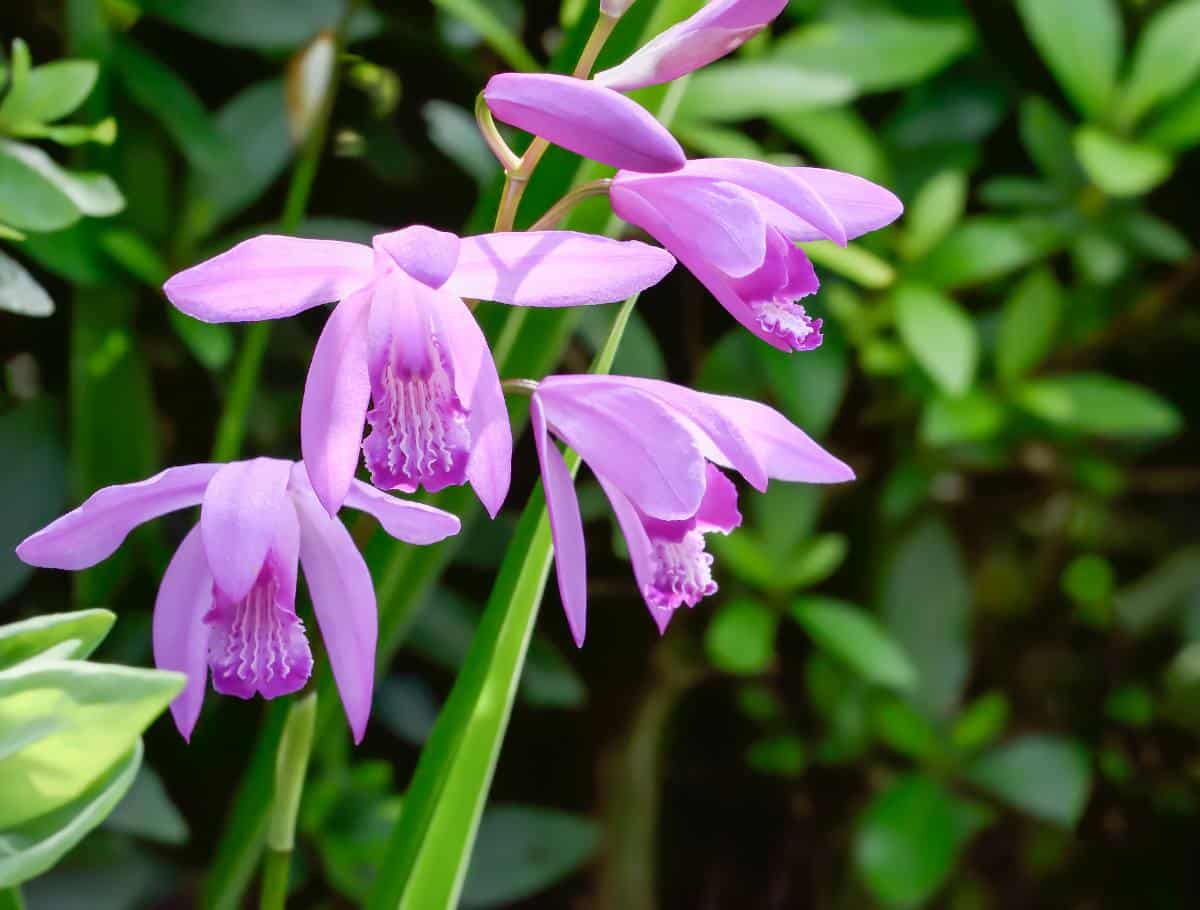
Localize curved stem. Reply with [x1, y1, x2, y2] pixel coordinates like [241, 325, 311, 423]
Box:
[475, 92, 520, 172]
[528, 179, 613, 231]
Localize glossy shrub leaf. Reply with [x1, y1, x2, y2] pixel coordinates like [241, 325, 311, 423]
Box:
[0, 59, 97, 125]
[112, 38, 232, 175]
[460, 805, 599, 908]
[872, 698, 942, 760]
[0, 609, 114, 670]
[1015, 0, 1122, 119]
[899, 169, 967, 261]
[714, 531, 847, 593]
[1015, 373, 1182, 439]
[0, 741, 142, 888]
[801, 240, 895, 290]
[705, 599, 778, 676]
[679, 62, 856, 121]
[1019, 96, 1082, 185]
[790, 597, 917, 692]
[1074, 126, 1173, 197]
[950, 691, 1010, 753]
[879, 519, 970, 717]
[0, 140, 121, 231]
[773, 13, 974, 93]
[912, 216, 1066, 289]
[140, 0, 381, 52]
[0, 400, 67, 601]
[893, 283, 979, 395]
[966, 735, 1092, 827]
[103, 763, 189, 845]
[0, 660, 183, 828]
[1116, 0, 1200, 125]
[920, 390, 1007, 446]
[0, 248, 54, 316]
[1144, 79, 1200, 150]
[996, 267, 1064, 381]
[854, 774, 985, 908]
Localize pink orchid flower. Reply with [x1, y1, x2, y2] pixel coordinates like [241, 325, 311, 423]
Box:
[16, 458, 460, 742]
[164, 226, 676, 517]
[483, 72, 686, 173]
[596, 0, 789, 92]
[529, 375, 854, 644]
[611, 159, 903, 352]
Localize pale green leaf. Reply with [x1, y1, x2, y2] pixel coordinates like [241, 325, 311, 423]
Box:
[913, 216, 1067, 289]
[996, 267, 1064, 381]
[899, 169, 967, 261]
[920, 390, 1007, 446]
[966, 735, 1092, 826]
[1019, 96, 1083, 185]
[790, 597, 918, 692]
[1015, 0, 1123, 119]
[140, 0, 381, 51]
[1075, 125, 1173, 197]
[0, 610, 114, 671]
[0, 248, 53, 316]
[1117, 0, 1200, 125]
[1015, 373, 1182, 439]
[0, 60, 98, 125]
[0, 139, 123, 219]
[893, 283, 979, 395]
[1144, 79, 1200, 150]
[424, 100, 501, 186]
[679, 62, 856, 121]
[705, 599, 779, 676]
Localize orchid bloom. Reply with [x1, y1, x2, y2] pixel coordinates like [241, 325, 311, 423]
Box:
[16, 458, 460, 742]
[611, 160, 903, 352]
[164, 226, 676, 516]
[529, 375, 854, 643]
[483, 73, 686, 173]
[596, 0, 789, 92]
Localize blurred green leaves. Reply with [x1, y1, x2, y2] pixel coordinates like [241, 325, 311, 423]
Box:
[1015, 0, 1123, 121]
[1015, 373, 1182, 439]
[966, 736, 1092, 827]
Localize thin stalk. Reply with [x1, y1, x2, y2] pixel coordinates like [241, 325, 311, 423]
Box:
[493, 12, 618, 232]
[528, 179, 612, 231]
[258, 851, 290, 910]
[209, 61, 338, 462]
[0, 887, 24, 910]
[259, 693, 318, 910]
[475, 93, 520, 172]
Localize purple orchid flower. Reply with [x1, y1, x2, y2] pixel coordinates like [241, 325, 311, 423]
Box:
[610, 159, 903, 352]
[16, 458, 460, 742]
[529, 375, 854, 644]
[164, 226, 676, 517]
[595, 0, 789, 92]
[483, 73, 686, 173]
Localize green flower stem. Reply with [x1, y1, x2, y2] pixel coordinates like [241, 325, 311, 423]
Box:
[0, 887, 25, 910]
[527, 178, 613, 231]
[258, 693, 317, 910]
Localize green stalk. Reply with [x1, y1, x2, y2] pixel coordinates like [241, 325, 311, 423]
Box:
[0, 887, 25, 910]
[258, 694, 317, 910]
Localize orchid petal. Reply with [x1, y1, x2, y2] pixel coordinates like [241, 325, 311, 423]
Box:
[200, 458, 294, 602]
[152, 524, 211, 741]
[677, 158, 847, 246]
[340, 477, 461, 544]
[611, 175, 768, 277]
[595, 0, 788, 92]
[536, 377, 706, 520]
[371, 225, 460, 289]
[695, 463, 742, 533]
[484, 73, 685, 173]
[301, 289, 371, 516]
[532, 395, 588, 647]
[594, 474, 669, 632]
[789, 167, 904, 240]
[446, 231, 676, 308]
[292, 484, 377, 743]
[16, 464, 220, 570]
[164, 235, 373, 323]
[434, 291, 511, 516]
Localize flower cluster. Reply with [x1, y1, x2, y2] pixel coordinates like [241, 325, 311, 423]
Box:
[18, 0, 901, 742]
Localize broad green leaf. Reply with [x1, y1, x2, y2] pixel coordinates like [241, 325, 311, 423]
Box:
[0, 741, 141, 888]
[1019, 96, 1082, 185]
[1116, 0, 1200, 125]
[950, 692, 1010, 753]
[978, 175, 1067, 209]
[913, 216, 1067, 289]
[0, 143, 86, 231]
[1144, 78, 1200, 150]
[0, 139, 122, 221]
[705, 600, 779, 676]
[678, 62, 856, 121]
[879, 519, 970, 717]
[966, 735, 1092, 827]
[893, 283, 978, 395]
[0, 248, 53, 316]
[1115, 546, 1200, 634]
[771, 106, 890, 184]
[996, 267, 1064, 381]
[800, 240, 895, 289]
[899, 169, 967, 261]
[745, 735, 807, 777]
[773, 13, 973, 93]
[872, 697, 943, 760]
[460, 806, 599, 908]
[0, 59, 97, 126]
[1074, 126, 1173, 197]
[713, 531, 847, 593]
[854, 774, 985, 907]
[0, 401, 67, 601]
[790, 597, 917, 692]
[424, 100, 501, 187]
[675, 120, 767, 159]
[920, 390, 1006, 446]
[103, 763, 189, 844]
[434, 0, 539, 73]
[1015, 373, 1182, 439]
[1114, 209, 1191, 263]
[0, 660, 183, 828]
[111, 38, 232, 174]
[1014, 0, 1122, 119]
[0, 610, 114, 670]
[140, 0, 381, 51]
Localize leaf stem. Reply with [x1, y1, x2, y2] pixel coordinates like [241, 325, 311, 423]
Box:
[259, 693, 317, 910]
[528, 178, 613, 231]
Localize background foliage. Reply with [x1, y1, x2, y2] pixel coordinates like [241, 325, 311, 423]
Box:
[2, 0, 1199, 907]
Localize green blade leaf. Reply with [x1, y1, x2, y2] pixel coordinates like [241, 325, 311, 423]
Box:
[678, 61, 856, 121]
[0, 59, 98, 125]
[0, 741, 142, 888]
[1144, 78, 1200, 150]
[893, 282, 979, 395]
[434, 0, 540, 73]
[966, 735, 1092, 827]
[0, 609, 114, 670]
[0, 139, 123, 222]
[1015, 372, 1183, 439]
[898, 169, 967, 262]
[705, 599, 779, 676]
[1116, 0, 1200, 126]
[1019, 96, 1084, 185]
[1074, 125, 1173, 197]
[1014, 0, 1122, 120]
[140, 0, 381, 52]
[0, 660, 183, 828]
[790, 597, 917, 692]
[911, 216, 1068, 290]
[996, 267, 1064, 382]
